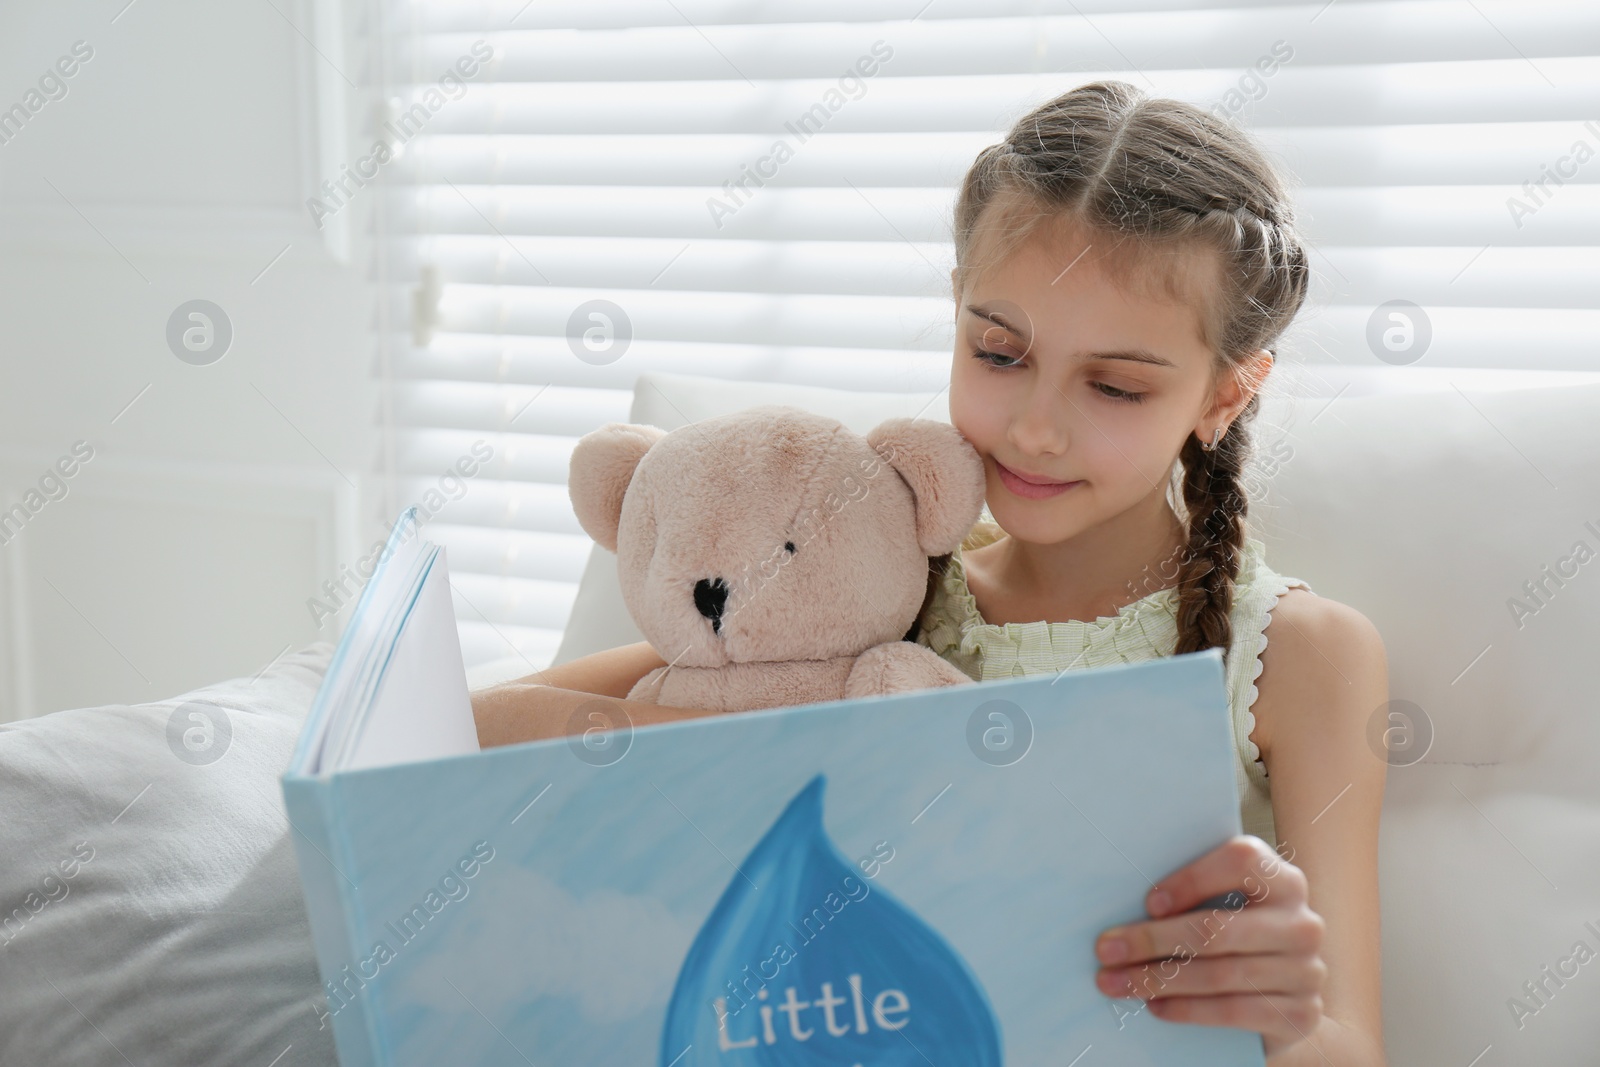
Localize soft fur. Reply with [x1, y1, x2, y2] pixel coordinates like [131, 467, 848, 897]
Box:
[568, 405, 987, 712]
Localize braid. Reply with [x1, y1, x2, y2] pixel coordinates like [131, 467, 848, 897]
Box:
[1172, 396, 1257, 661]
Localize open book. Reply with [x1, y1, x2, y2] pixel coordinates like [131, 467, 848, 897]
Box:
[282, 508, 1266, 1067]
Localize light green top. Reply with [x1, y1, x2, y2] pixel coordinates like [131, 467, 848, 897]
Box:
[915, 521, 1313, 850]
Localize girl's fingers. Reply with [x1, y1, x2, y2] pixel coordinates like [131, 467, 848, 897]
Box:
[1089, 837, 1330, 1048]
[1098, 948, 1328, 1000]
[1097, 904, 1326, 967]
[1142, 835, 1306, 920]
[1145, 990, 1325, 1040]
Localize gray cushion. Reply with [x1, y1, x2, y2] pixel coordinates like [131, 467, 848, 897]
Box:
[0, 643, 336, 1066]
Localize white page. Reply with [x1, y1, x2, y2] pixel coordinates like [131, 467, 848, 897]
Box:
[323, 542, 434, 771]
[294, 511, 428, 775]
[342, 546, 481, 771]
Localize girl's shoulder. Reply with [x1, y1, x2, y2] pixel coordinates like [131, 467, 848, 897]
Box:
[1250, 585, 1388, 762]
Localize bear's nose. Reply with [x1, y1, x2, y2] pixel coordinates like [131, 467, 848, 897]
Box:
[693, 577, 729, 633]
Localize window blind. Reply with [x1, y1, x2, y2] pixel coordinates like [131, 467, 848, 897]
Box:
[366, 0, 1600, 672]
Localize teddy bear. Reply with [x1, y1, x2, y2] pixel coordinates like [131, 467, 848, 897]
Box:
[567, 404, 987, 713]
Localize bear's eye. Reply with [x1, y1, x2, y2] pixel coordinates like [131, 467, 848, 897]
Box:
[784, 541, 796, 554]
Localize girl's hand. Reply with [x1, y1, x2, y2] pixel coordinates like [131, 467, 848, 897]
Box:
[1093, 835, 1328, 1056]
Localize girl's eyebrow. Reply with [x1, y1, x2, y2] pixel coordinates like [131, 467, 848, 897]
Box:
[963, 304, 1177, 368]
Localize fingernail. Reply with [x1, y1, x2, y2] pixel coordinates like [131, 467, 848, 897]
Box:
[1098, 936, 1129, 964]
[1098, 969, 1132, 995]
[1148, 889, 1172, 916]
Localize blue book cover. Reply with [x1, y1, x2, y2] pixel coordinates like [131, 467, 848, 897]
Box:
[283, 516, 1267, 1066]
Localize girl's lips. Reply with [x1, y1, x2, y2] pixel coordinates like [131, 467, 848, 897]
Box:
[995, 460, 1081, 500]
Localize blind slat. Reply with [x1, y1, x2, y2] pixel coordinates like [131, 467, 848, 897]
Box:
[384, 185, 1600, 245]
[391, 342, 951, 392]
[416, 62, 1600, 134]
[406, 9, 1597, 83]
[394, 123, 1600, 187]
[386, 238, 1600, 304]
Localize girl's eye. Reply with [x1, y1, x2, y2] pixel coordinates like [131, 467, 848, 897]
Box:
[972, 349, 1022, 370]
[1094, 382, 1146, 403]
[972, 348, 1146, 403]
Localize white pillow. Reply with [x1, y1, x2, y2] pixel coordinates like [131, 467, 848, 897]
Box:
[0, 643, 337, 1066]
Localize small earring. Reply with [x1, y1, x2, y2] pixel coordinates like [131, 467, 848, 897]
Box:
[1200, 426, 1226, 452]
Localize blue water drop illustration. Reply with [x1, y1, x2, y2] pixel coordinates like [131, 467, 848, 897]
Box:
[660, 774, 1003, 1065]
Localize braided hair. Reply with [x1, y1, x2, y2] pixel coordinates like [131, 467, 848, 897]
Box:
[950, 80, 1310, 662]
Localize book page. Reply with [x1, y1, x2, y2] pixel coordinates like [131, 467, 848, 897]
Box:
[343, 546, 481, 772]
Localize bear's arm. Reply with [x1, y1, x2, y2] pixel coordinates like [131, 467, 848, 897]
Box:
[844, 641, 976, 700]
[631, 660, 857, 714]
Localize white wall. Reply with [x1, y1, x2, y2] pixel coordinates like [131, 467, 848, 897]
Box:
[0, 0, 380, 719]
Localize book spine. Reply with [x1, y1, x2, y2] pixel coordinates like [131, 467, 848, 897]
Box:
[281, 774, 385, 1067]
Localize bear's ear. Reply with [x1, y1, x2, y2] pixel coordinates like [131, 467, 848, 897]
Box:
[568, 422, 668, 552]
[865, 418, 987, 556]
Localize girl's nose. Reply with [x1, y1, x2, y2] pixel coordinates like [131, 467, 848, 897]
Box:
[1008, 387, 1070, 457]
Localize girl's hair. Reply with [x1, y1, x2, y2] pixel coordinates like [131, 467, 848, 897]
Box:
[940, 79, 1311, 661]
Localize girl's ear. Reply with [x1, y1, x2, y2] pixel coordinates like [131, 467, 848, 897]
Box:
[1202, 349, 1275, 428]
[568, 422, 668, 552]
[865, 418, 988, 556]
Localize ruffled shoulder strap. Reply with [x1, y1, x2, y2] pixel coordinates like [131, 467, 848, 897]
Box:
[1228, 537, 1315, 770]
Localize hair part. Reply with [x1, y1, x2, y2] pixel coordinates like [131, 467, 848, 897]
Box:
[949, 79, 1311, 663]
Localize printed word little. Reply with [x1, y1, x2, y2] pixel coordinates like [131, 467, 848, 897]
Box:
[715, 973, 908, 1050]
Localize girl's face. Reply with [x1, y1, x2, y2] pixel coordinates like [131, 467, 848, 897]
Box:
[949, 224, 1246, 547]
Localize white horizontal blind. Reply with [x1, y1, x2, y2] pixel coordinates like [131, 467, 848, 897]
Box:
[369, 0, 1600, 671]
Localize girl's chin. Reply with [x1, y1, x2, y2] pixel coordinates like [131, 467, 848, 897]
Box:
[986, 498, 1093, 542]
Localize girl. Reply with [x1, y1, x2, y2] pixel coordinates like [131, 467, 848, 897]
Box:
[474, 80, 1387, 1065]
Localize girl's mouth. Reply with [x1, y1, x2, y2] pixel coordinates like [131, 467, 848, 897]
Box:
[995, 460, 1081, 500]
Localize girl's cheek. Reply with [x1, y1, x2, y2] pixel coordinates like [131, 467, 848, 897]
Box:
[1078, 416, 1165, 488]
[948, 369, 1001, 444]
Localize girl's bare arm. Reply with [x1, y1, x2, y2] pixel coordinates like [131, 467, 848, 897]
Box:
[470, 641, 719, 748]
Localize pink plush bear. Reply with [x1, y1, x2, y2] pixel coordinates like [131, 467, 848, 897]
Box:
[567, 405, 986, 713]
